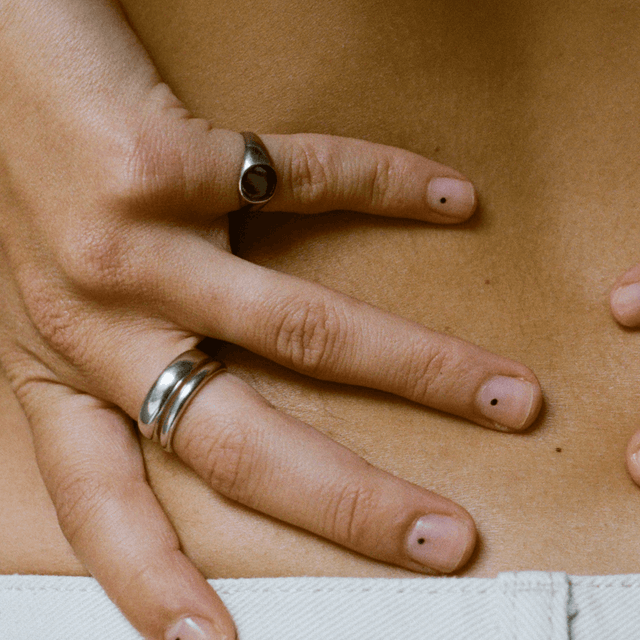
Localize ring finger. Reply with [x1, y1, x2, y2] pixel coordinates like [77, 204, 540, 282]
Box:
[119, 335, 477, 576]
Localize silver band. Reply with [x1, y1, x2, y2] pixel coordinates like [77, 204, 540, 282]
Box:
[138, 350, 226, 452]
[238, 131, 278, 211]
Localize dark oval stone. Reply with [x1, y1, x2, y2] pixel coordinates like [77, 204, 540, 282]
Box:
[241, 164, 277, 201]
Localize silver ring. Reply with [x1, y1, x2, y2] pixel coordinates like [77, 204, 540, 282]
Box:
[138, 350, 226, 452]
[238, 131, 278, 211]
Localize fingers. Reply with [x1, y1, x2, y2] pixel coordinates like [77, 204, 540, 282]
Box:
[613, 270, 640, 487]
[23, 383, 236, 640]
[3, 1, 478, 227]
[258, 133, 477, 222]
[118, 343, 476, 575]
[151, 127, 477, 224]
[610, 263, 640, 327]
[30, 316, 477, 579]
[7, 0, 477, 226]
[153, 237, 542, 433]
[172, 372, 476, 574]
[627, 430, 640, 487]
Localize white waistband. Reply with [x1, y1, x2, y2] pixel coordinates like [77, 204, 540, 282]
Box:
[1, 572, 639, 639]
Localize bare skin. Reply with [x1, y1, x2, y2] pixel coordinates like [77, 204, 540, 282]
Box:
[2, 0, 640, 638]
[0, 0, 551, 638]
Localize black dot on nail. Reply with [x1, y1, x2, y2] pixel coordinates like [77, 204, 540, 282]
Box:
[490, 398, 498, 406]
[440, 197, 447, 203]
[556, 447, 562, 453]
[418, 538, 425, 544]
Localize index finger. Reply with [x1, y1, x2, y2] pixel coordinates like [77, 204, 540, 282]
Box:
[258, 133, 477, 221]
[139, 125, 477, 224]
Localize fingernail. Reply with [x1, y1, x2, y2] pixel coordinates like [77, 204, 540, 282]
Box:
[406, 514, 472, 573]
[427, 178, 477, 219]
[475, 375, 537, 430]
[611, 283, 640, 326]
[165, 616, 222, 640]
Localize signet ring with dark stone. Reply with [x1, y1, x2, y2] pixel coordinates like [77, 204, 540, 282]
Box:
[238, 131, 278, 211]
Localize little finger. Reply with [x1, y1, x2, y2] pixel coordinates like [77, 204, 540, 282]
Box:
[22, 382, 235, 640]
[145, 127, 477, 224]
[127, 346, 477, 575]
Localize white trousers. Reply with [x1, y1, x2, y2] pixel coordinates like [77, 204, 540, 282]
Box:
[1, 572, 639, 639]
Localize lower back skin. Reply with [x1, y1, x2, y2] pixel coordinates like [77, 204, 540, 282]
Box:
[2, 0, 639, 578]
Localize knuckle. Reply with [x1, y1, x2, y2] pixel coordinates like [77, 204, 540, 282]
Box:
[286, 141, 331, 207]
[119, 124, 185, 210]
[115, 550, 179, 599]
[271, 296, 343, 374]
[101, 84, 193, 213]
[191, 418, 259, 502]
[56, 219, 135, 295]
[49, 467, 114, 548]
[16, 273, 91, 365]
[367, 154, 394, 209]
[117, 558, 163, 596]
[325, 480, 378, 549]
[407, 344, 455, 401]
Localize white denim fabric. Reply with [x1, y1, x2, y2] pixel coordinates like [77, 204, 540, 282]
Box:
[1, 572, 639, 639]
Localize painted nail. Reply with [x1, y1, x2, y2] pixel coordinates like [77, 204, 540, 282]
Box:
[165, 616, 222, 640]
[427, 178, 477, 219]
[476, 375, 537, 430]
[611, 283, 640, 326]
[406, 514, 471, 573]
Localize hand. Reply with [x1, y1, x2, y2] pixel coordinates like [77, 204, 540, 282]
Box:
[0, 0, 542, 638]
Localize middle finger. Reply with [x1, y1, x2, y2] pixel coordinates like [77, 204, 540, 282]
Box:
[147, 232, 542, 433]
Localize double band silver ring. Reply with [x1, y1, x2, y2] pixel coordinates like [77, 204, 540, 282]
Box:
[138, 350, 226, 453]
[238, 131, 278, 211]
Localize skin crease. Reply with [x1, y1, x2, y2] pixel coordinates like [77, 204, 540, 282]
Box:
[1, 0, 640, 588]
